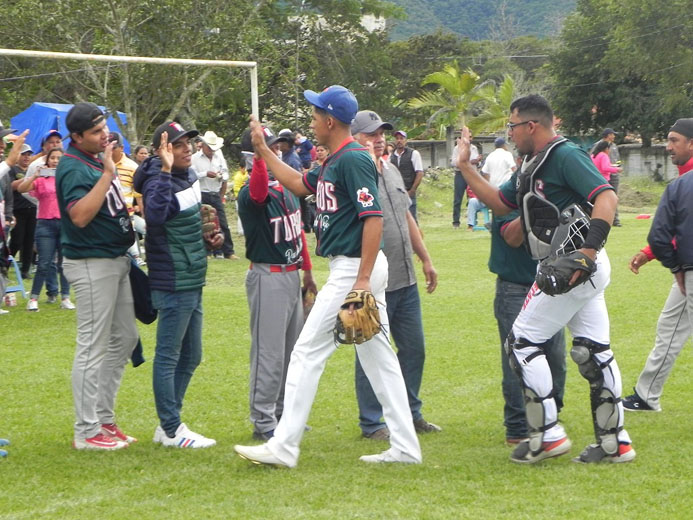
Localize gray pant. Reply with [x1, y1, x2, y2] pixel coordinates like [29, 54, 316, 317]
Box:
[63, 256, 138, 439]
[245, 264, 303, 434]
[635, 280, 690, 410]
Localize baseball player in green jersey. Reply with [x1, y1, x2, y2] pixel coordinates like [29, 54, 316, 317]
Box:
[457, 94, 634, 464]
[237, 127, 317, 441]
[57, 102, 138, 450]
[235, 85, 421, 467]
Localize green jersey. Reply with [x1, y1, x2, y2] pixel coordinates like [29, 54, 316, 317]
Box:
[488, 211, 538, 285]
[238, 181, 304, 264]
[499, 138, 613, 211]
[56, 145, 134, 259]
[302, 138, 382, 257]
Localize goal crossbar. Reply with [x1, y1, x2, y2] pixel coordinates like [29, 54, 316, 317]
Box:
[0, 48, 259, 116]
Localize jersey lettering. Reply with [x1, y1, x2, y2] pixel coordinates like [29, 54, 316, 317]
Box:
[316, 180, 338, 212]
[269, 208, 302, 244]
[105, 182, 126, 217]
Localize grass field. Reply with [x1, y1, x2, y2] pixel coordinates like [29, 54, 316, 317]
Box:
[2, 172, 692, 519]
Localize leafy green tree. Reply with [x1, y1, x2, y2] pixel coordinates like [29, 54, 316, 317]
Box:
[408, 61, 481, 157]
[468, 74, 515, 134]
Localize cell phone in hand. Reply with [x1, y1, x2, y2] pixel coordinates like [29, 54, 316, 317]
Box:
[39, 168, 56, 177]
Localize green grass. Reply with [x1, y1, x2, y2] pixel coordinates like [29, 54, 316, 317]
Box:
[2, 172, 693, 519]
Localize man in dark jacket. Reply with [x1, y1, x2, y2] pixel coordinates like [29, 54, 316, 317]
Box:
[648, 118, 693, 330]
[134, 121, 223, 449]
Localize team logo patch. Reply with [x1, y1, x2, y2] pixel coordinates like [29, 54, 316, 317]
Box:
[357, 187, 374, 207]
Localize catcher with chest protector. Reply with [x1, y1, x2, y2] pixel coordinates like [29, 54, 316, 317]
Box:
[457, 94, 635, 465]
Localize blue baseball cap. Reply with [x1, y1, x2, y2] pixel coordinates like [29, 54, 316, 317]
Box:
[494, 137, 506, 147]
[303, 85, 358, 125]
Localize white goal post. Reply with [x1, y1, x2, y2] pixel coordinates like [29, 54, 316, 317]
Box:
[0, 48, 259, 118]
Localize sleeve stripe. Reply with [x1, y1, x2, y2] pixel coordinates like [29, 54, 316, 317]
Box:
[499, 191, 518, 209]
[359, 210, 383, 218]
[587, 184, 614, 201]
[302, 172, 317, 194]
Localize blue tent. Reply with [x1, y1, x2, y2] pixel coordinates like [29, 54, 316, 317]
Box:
[10, 102, 130, 154]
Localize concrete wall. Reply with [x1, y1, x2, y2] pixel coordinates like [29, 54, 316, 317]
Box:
[409, 139, 676, 181]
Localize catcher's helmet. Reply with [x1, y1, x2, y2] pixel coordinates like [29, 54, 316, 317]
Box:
[550, 203, 590, 256]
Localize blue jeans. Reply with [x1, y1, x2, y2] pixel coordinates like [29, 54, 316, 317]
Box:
[152, 288, 203, 436]
[409, 194, 418, 223]
[494, 278, 566, 439]
[31, 219, 69, 298]
[452, 170, 467, 225]
[355, 283, 425, 434]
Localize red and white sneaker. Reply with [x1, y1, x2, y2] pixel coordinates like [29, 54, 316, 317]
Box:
[573, 442, 636, 463]
[101, 423, 138, 444]
[510, 436, 572, 464]
[73, 433, 128, 450]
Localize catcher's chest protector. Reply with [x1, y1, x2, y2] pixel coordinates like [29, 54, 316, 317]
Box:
[515, 137, 568, 260]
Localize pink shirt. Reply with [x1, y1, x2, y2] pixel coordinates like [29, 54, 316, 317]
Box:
[30, 176, 61, 220]
[591, 152, 619, 181]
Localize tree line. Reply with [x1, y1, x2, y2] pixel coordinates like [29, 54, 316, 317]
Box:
[0, 0, 689, 150]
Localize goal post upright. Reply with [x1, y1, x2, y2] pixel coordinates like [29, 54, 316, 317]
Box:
[0, 48, 260, 118]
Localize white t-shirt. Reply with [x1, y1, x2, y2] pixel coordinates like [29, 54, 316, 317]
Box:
[481, 148, 516, 187]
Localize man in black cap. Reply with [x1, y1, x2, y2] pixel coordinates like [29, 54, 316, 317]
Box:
[134, 121, 222, 449]
[624, 118, 693, 412]
[592, 128, 622, 226]
[57, 102, 138, 451]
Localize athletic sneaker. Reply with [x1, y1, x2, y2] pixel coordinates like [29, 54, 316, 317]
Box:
[413, 418, 442, 433]
[363, 427, 390, 440]
[234, 443, 291, 467]
[153, 423, 216, 448]
[26, 299, 39, 312]
[359, 448, 421, 464]
[622, 392, 659, 412]
[510, 436, 572, 464]
[73, 433, 128, 451]
[101, 423, 137, 444]
[572, 442, 636, 464]
[60, 298, 76, 310]
[0, 309, 9, 315]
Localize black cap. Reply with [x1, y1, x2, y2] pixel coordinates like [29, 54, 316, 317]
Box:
[108, 132, 123, 147]
[601, 128, 617, 137]
[0, 127, 17, 139]
[240, 126, 279, 153]
[151, 121, 199, 149]
[66, 102, 106, 134]
[669, 118, 693, 139]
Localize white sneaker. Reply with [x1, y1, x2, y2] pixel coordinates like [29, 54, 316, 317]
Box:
[135, 256, 146, 266]
[234, 443, 292, 468]
[154, 423, 216, 448]
[27, 299, 39, 312]
[0, 309, 9, 315]
[359, 448, 421, 464]
[60, 298, 76, 310]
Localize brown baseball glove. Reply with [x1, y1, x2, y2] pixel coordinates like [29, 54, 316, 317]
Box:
[333, 290, 383, 345]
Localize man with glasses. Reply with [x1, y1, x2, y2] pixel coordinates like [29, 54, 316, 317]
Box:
[457, 94, 634, 465]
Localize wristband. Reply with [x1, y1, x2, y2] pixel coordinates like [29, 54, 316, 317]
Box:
[582, 218, 610, 251]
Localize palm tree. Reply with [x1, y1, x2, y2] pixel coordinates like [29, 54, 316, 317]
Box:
[468, 75, 515, 135]
[408, 61, 481, 159]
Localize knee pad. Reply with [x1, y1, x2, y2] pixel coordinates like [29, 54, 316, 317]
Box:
[506, 332, 557, 454]
[570, 337, 620, 454]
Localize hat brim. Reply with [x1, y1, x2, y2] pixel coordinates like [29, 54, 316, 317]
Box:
[394, 131, 407, 137]
[171, 129, 200, 144]
[303, 90, 325, 110]
[355, 121, 393, 135]
[0, 128, 17, 139]
[266, 136, 281, 147]
[203, 141, 224, 151]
